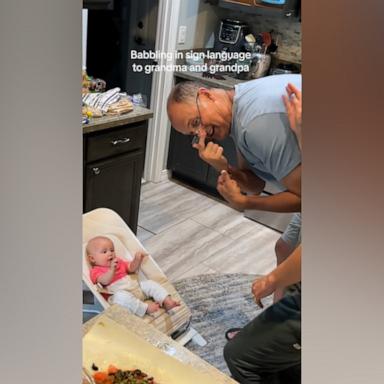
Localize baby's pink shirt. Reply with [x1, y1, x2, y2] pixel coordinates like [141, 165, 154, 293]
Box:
[90, 257, 130, 285]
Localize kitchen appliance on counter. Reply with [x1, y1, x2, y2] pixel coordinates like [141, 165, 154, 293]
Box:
[246, 53, 272, 80]
[213, 19, 250, 53]
[212, 19, 252, 79]
[270, 62, 301, 75]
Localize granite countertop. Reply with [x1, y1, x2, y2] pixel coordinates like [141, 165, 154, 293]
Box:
[83, 105, 153, 134]
[174, 70, 245, 90]
[83, 305, 236, 384]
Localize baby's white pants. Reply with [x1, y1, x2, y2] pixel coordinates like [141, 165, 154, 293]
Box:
[111, 280, 168, 317]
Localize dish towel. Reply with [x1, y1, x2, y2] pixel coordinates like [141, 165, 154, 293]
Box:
[82, 88, 127, 113]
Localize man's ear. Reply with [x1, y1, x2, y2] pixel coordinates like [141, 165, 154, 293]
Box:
[199, 87, 214, 100]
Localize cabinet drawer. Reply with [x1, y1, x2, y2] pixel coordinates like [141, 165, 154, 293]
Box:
[85, 123, 147, 163]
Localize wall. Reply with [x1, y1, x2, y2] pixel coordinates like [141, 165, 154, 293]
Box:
[176, 0, 225, 50]
[82, 9, 88, 70]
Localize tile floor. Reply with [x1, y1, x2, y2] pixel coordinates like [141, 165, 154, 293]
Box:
[137, 178, 281, 282]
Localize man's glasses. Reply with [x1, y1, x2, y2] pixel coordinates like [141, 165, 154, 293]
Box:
[190, 91, 203, 140]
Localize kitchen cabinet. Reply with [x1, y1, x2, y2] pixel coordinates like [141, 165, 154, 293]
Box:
[83, 0, 114, 10]
[83, 119, 149, 233]
[209, 0, 300, 17]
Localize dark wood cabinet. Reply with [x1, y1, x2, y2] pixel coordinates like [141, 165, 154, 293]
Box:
[167, 130, 208, 185]
[216, 0, 300, 17]
[83, 122, 148, 233]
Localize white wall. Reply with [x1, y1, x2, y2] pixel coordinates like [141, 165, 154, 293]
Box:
[176, 0, 223, 50]
[82, 9, 88, 70]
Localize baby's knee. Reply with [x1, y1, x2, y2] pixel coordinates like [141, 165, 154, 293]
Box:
[111, 290, 130, 305]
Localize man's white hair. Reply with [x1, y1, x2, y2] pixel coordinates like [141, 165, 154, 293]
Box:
[167, 81, 209, 105]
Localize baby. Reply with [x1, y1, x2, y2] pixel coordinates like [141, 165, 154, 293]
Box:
[87, 236, 179, 317]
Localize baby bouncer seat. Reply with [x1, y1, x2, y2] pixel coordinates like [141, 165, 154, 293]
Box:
[83, 208, 205, 345]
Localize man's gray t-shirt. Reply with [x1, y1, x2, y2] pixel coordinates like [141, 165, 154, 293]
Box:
[231, 74, 302, 190]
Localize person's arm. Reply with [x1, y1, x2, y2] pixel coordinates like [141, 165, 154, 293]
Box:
[283, 83, 302, 150]
[192, 129, 229, 171]
[252, 245, 301, 307]
[127, 251, 147, 273]
[217, 165, 301, 212]
[96, 258, 118, 286]
[228, 150, 265, 194]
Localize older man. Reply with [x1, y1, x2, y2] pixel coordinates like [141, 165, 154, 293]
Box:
[167, 74, 302, 301]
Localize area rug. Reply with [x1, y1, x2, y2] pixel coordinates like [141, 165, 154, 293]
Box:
[174, 273, 273, 375]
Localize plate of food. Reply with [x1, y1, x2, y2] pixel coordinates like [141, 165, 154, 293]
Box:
[83, 316, 216, 384]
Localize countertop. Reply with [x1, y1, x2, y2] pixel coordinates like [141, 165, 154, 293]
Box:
[83, 305, 237, 384]
[83, 105, 153, 134]
[174, 70, 245, 90]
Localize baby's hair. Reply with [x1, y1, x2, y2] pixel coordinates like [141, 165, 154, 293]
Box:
[86, 235, 113, 257]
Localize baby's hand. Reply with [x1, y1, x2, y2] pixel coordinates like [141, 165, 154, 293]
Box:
[135, 251, 147, 264]
[128, 251, 148, 273]
[110, 258, 118, 272]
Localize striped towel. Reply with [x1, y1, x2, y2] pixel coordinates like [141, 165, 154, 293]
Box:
[82, 88, 125, 113]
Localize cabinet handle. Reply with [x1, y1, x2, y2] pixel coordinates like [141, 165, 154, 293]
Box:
[92, 167, 101, 175]
[111, 137, 131, 146]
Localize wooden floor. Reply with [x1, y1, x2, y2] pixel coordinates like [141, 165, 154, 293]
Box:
[137, 178, 281, 282]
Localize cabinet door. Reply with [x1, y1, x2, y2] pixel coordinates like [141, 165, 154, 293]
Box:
[167, 129, 209, 184]
[222, 0, 253, 5]
[84, 150, 144, 233]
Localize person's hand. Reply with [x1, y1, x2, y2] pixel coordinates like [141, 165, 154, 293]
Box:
[252, 274, 277, 308]
[134, 251, 147, 265]
[192, 129, 229, 171]
[110, 258, 118, 272]
[282, 83, 302, 149]
[128, 251, 147, 273]
[217, 170, 247, 211]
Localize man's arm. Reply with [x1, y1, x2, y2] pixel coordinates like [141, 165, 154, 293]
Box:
[228, 150, 265, 194]
[217, 164, 301, 213]
[242, 164, 301, 212]
[252, 245, 301, 307]
[193, 132, 267, 194]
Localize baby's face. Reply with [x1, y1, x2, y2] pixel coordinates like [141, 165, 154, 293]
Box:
[88, 238, 116, 267]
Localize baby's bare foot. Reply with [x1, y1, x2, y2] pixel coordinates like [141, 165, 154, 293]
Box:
[146, 302, 160, 314]
[163, 296, 180, 311]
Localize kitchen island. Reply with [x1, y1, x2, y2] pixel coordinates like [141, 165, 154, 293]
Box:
[83, 305, 237, 384]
